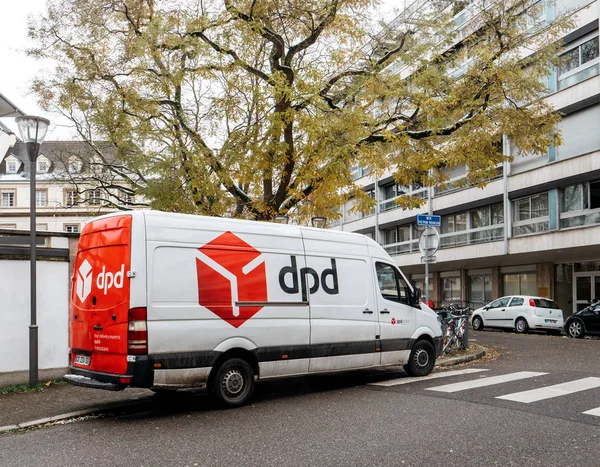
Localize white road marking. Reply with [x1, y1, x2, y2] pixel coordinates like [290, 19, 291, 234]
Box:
[426, 371, 547, 393]
[497, 377, 600, 403]
[582, 407, 600, 417]
[368, 368, 489, 387]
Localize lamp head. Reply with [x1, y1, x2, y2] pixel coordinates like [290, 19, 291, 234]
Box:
[15, 115, 50, 144]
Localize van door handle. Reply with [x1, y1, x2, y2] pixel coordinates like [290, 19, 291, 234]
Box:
[380, 309, 390, 314]
[363, 309, 374, 314]
[93, 325, 103, 331]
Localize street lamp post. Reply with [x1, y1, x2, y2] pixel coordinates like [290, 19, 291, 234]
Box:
[15, 115, 50, 387]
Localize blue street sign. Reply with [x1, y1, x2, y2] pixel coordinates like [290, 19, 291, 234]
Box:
[416, 214, 441, 227]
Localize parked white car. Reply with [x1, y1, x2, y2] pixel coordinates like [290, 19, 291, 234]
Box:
[471, 296, 564, 334]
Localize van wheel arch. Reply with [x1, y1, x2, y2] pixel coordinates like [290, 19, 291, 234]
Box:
[404, 336, 436, 377]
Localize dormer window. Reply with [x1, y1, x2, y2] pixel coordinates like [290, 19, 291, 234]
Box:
[37, 157, 49, 174]
[7, 161, 17, 173]
[68, 158, 83, 174]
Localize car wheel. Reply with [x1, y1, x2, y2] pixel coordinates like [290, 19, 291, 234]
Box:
[404, 340, 436, 377]
[567, 319, 585, 339]
[472, 315, 484, 331]
[212, 358, 255, 408]
[515, 318, 529, 334]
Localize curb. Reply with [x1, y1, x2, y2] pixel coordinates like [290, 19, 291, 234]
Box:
[1, 346, 487, 434]
[0, 397, 150, 435]
[436, 344, 486, 368]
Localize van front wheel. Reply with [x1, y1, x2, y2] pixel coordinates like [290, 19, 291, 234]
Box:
[404, 340, 436, 377]
[212, 358, 255, 408]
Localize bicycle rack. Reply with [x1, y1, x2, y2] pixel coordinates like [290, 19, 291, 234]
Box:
[439, 312, 471, 354]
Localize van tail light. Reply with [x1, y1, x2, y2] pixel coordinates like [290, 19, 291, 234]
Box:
[529, 298, 536, 307]
[128, 307, 147, 355]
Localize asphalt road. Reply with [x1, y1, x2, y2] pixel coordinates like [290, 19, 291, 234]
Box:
[1, 330, 599, 467]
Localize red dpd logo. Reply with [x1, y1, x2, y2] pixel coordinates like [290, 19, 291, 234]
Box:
[196, 232, 268, 328]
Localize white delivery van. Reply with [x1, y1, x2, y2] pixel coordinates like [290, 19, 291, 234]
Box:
[65, 211, 443, 407]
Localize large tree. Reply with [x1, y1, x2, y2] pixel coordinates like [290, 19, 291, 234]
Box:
[29, 0, 572, 221]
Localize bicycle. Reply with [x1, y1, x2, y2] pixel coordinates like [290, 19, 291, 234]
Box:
[439, 307, 472, 354]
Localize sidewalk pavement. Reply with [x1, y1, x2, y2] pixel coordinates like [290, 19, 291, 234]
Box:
[0, 344, 485, 433]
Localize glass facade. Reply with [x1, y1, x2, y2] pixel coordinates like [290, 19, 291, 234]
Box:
[503, 273, 537, 296]
[469, 275, 493, 305]
[441, 276, 461, 303]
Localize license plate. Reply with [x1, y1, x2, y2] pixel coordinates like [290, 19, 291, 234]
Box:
[74, 355, 91, 366]
[545, 319, 557, 324]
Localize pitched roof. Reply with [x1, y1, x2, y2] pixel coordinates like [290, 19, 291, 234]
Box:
[0, 140, 117, 179]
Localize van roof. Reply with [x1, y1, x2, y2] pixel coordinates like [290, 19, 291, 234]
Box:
[91, 209, 372, 242]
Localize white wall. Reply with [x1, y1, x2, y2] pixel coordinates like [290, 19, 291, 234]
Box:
[0, 259, 69, 374]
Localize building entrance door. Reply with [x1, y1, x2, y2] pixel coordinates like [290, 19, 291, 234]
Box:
[573, 273, 600, 313]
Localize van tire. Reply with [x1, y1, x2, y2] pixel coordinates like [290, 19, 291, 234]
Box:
[404, 340, 436, 377]
[212, 358, 255, 408]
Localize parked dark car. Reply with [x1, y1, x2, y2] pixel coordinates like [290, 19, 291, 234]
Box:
[564, 302, 600, 338]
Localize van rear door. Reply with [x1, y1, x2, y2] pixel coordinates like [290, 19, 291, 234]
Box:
[70, 215, 132, 376]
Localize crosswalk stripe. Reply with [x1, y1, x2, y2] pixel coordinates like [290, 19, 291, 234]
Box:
[425, 371, 547, 393]
[582, 407, 600, 417]
[368, 368, 489, 387]
[497, 377, 600, 403]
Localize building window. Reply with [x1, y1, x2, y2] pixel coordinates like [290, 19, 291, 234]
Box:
[470, 203, 504, 243]
[503, 273, 537, 296]
[37, 159, 49, 173]
[383, 227, 398, 245]
[121, 191, 134, 204]
[382, 224, 420, 255]
[441, 212, 468, 247]
[558, 35, 599, 90]
[69, 158, 83, 174]
[64, 189, 79, 207]
[0, 224, 17, 229]
[350, 165, 370, 180]
[87, 189, 103, 205]
[559, 181, 600, 229]
[441, 276, 461, 304]
[469, 275, 492, 305]
[36, 223, 48, 231]
[64, 224, 80, 233]
[512, 193, 549, 236]
[35, 189, 48, 207]
[1, 190, 16, 207]
[379, 180, 427, 212]
[6, 160, 18, 173]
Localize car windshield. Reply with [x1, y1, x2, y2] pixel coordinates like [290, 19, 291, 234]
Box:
[534, 299, 560, 309]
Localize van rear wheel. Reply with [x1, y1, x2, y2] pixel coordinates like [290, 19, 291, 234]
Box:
[404, 340, 436, 377]
[212, 358, 255, 408]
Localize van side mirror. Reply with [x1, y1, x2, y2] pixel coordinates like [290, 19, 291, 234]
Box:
[413, 287, 421, 304]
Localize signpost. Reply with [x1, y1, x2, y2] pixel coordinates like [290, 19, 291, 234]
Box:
[417, 214, 441, 307]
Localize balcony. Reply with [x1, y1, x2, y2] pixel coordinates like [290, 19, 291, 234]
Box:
[384, 223, 504, 256]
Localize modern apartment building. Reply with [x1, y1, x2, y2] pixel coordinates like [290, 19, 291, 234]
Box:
[333, 0, 600, 317]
